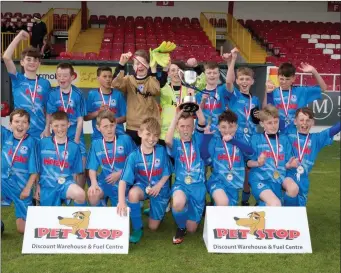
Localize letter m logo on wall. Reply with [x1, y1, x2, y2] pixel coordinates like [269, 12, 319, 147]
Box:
[156, 1, 174, 6]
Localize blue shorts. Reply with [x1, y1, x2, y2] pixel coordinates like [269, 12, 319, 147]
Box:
[1, 179, 32, 220]
[207, 179, 239, 206]
[249, 179, 282, 205]
[99, 182, 128, 207]
[40, 181, 74, 206]
[172, 182, 206, 223]
[287, 173, 309, 206]
[134, 181, 170, 221]
[79, 135, 87, 157]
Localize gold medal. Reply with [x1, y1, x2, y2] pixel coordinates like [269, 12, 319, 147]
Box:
[185, 175, 192, 185]
[273, 170, 280, 180]
[145, 186, 151, 195]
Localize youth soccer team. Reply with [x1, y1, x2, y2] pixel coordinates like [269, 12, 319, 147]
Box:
[1, 30, 340, 244]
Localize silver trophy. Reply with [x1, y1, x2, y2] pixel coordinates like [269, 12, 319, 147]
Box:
[178, 70, 199, 113]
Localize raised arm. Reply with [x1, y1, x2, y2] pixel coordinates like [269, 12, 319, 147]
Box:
[298, 62, 327, 92]
[224, 48, 238, 92]
[111, 52, 132, 93]
[165, 108, 184, 149]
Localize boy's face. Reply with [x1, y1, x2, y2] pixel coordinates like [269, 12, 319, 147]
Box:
[260, 117, 279, 134]
[10, 114, 29, 138]
[205, 68, 220, 86]
[177, 117, 194, 141]
[138, 128, 159, 150]
[98, 71, 113, 89]
[20, 56, 40, 73]
[278, 75, 295, 90]
[236, 74, 254, 94]
[168, 64, 181, 83]
[294, 112, 314, 134]
[56, 68, 74, 90]
[218, 121, 238, 137]
[51, 119, 70, 139]
[96, 118, 116, 139]
[133, 57, 148, 78]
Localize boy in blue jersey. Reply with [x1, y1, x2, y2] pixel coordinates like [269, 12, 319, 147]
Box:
[85, 66, 127, 138]
[265, 62, 327, 132]
[117, 117, 172, 243]
[203, 110, 254, 207]
[225, 50, 261, 206]
[37, 111, 86, 207]
[287, 107, 340, 206]
[3, 30, 51, 139]
[1, 109, 39, 233]
[87, 110, 135, 206]
[247, 105, 299, 206]
[165, 104, 206, 244]
[45, 63, 87, 188]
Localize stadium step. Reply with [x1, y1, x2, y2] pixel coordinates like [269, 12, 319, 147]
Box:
[71, 28, 104, 53]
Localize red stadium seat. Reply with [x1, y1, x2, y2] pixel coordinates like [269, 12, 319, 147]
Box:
[98, 15, 107, 25]
[89, 15, 99, 25]
[85, 52, 98, 60]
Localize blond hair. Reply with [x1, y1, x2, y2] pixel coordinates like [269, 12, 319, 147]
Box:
[140, 117, 161, 136]
[259, 104, 279, 121]
[96, 110, 116, 126]
[236, 67, 254, 78]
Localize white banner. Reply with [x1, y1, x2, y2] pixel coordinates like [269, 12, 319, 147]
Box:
[203, 206, 312, 254]
[22, 207, 130, 254]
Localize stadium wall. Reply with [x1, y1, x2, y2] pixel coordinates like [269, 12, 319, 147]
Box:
[1, 1, 340, 22]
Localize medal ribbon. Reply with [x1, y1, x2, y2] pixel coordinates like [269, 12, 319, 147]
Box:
[102, 137, 117, 170]
[53, 137, 68, 173]
[60, 86, 73, 113]
[207, 88, 218, 115]
[99, 88, 112, 108]
[279, 87, 292, 118]
[222, 139, 236, 170]
[296, 132, 310, 163]
[264, 133, 279, 168]
[11, 135, 27, 166]
[141, 147, 155, 183]
[244, 94, 252, 121]
[28, 76, 39, 104]
[181, 140, 193, 173]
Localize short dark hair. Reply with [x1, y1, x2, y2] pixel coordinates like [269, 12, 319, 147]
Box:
[97, 66, 112, 77]
[10, 109, 30, 123]
[134, 49, 150, 64]
[218, 110, 238, 124]
[278, 62, 296, 77]
[51, 111, 69, 122]
[295, 107, 314, 119]
[21, 46, 41, 60]
[57, 62, 75, 76]
[204, 61, 219, 71]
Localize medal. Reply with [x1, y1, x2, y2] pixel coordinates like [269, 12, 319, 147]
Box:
[264, 133, 280, 179]
[102, 137, 116, 171]
[185, 175, 192, 185]
[297, 165, 304, 174]
[141, 146, 155, 190]
[58, 177, 66, 184]
[9, 134, 27, 177]
[222, 138, 236, 182]
[279, 87, 292, 125]
[54, 137, 68, 184]
[296, 132, 309, 175]
[27, 76, 39, 111]
[60, 86, 72, 113]
[243, 127, 249, 134]
[99, 88, 112, 109]
[243, 94, 252, 134]
[181, 140, 194, 185]
[145, 186, 151, 194]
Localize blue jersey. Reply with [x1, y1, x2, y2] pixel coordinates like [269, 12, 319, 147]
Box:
[39, 137, 83, 188]
[207, 135, 248, 189]
[195, 84, 232, 136]
[9, 72, 51, 138]
[46, 85, 87, 139]
[86, 134, 136, 184]
[86, 88, 127, 138]
[168, 131, 205, 184]
[1, 126, 40, 190]
[229, 87, 260, 142]
[286, 127, 333, 178]
[248, 133, 293, 184]
[271, 86, 321, 131]
[121, 144, 172, 188]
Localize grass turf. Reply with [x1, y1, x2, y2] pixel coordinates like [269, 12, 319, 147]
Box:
[1, 141, 340, 273]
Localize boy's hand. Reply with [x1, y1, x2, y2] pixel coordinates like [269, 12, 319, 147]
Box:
[20, 186, 31, 200]
[34, 184, 40, 201]
[287, 157, 299, 169]
[187, 88, 195, 96]
[41, 128, 51, 138]
[149, 183, 162, 197]
[222, 53, 232, 62]
[257, 153, 266, 166]
[175, 107, 184, 120]
[119, 52, 132, 66]
[231, 47, 239, 60]
[19, 30, 30, 41]
[186, 58, 198, 68]
[74, 137, 80, 144]
[265, 80, 276, 93]
[298, 62, 317, 74]
[117, 201, 128, 217]
[253, 110, 260, 119]
[88, 184, 101, 196]
[204, 124, 216, 135]
[201, 93, 209, 104]
[223, 134, 233, 142]
[105, 171, 121, 184]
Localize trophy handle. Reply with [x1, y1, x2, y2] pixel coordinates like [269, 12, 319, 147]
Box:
[178, 69, 187, 86]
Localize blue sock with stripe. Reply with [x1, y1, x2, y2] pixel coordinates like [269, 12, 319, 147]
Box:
[172, 208, 187, 229]
[128, 201, 143, 231]
[242, 191, 251, 202]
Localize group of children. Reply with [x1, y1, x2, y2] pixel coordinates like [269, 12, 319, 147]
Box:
[1, 30, 340, 245]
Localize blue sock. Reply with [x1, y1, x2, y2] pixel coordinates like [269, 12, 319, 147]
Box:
[242, 191, 251, 202]
[284, 194, 297, 206]
[172, 208, 187, 229]
[74, 201, 88, 207]
[128, 201, 143, 231]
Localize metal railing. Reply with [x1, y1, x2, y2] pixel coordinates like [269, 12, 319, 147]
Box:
[42, 8, 54, 35]
[67, 9, 87, 52]
[1, 33, 30, 59]
[200, 12, 216, 48]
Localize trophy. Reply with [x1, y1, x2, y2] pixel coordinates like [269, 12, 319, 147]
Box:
[178, 70, 199, 113]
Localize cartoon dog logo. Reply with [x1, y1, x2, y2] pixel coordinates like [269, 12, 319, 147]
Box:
[58, 211, 91, 234]
[234, 211, 265, 235]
